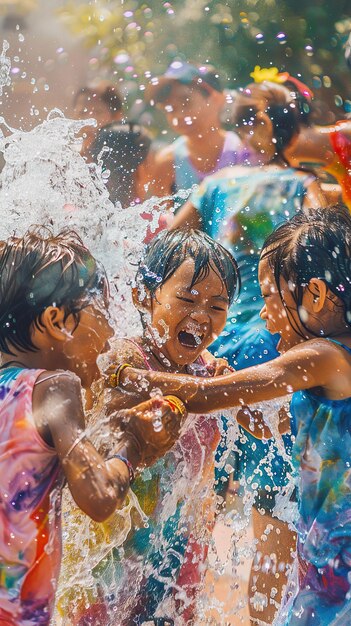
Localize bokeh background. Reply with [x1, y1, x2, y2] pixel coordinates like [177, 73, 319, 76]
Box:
[0, 0, 350, 128]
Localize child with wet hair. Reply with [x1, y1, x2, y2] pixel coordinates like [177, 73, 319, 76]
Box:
[81, 229, 239, 625]
[0, 227, 184, 626]
[119, 204, 351, 626]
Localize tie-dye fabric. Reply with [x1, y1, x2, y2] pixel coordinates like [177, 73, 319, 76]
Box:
[0, 367, 62, 626]
[277, 341, 351, 625]
[58, 349, 219, 625]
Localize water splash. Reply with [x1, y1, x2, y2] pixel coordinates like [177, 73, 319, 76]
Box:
[0, 41, 11, 96]
[0, 110, 295, 624]
[0, 109, 163, 335]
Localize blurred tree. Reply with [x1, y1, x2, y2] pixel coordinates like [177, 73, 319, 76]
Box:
[58, 0, 351, 121]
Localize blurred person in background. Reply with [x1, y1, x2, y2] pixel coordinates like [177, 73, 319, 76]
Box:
[90, 123, 152, 208]
[73, 81, 125, 159]
[145, 61, 255, 210]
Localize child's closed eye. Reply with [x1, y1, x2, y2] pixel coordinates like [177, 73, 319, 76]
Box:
[211, 305, 226, 312]
[176, 296, 195, 304]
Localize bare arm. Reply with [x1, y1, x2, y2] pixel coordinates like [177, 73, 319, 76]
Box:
[116, 339, 351, 422]
[33, 373, 133, 522]
[147, 148, 175, 198]
[171, 199, 202, 230]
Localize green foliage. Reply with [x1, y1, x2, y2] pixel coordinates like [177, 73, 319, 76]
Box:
[59, 0, 351, 117]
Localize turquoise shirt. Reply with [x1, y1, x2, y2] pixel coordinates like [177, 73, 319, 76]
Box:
[278, 341, 351, 625]
[192, 166, 309, 347]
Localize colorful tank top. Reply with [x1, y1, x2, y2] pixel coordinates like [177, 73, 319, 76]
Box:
[172, 131, 254, 212]
[0, 367, 62, 626]
[277, 340, 351, 625]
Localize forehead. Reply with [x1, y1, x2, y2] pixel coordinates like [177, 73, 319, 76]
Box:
[258, 257, 275, 285]
[235, 91, 267, 113]
[162, 258, 226, 292]
[163, 82, 203, 103]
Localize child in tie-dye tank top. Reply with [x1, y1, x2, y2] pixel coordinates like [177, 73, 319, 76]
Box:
[0, 228, 185, 626]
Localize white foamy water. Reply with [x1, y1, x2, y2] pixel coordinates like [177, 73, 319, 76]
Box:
[0, 40, 11, 96]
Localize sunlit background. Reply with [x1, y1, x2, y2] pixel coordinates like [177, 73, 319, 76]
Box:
[0, 0, 350, 129]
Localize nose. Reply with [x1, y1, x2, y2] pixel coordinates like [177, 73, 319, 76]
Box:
[190, 309, 210, 325]
[259, 303, 267, 321]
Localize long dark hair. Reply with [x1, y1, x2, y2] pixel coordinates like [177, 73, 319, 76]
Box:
[0, 227, 108, 355]
[261, 204, 351, 337]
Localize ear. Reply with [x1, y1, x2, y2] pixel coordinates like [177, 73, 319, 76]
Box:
[132, 286, 152, 314]
[306, 279, 328, 313]
[39, 306, 71, 342]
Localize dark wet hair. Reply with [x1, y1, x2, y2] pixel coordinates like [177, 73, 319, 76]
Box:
[136, 229, 240, 305]
[260, 204, 351, 336]
[0, 227, 108, 355]
[90, 122, 151, 207]
[73, 84, 123, 114]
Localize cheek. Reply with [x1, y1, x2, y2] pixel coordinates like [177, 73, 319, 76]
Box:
[210, 311, 228, 335]
[267, 301, 287, 322]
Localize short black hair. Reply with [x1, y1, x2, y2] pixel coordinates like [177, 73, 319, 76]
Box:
[90, 122, 151, 207]
[0, 227, 107, 355]
[136, 229, 240, 305]
[261, 204, 351, 336]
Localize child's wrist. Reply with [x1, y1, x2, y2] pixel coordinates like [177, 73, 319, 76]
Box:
[108, 363, 132, 388]
[107, 453, 135, 484]
[114, 432, 143, 471]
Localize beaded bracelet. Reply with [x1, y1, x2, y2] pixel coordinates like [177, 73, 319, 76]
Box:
[109, 363, 132, 388]
[107, 453, 135, 484]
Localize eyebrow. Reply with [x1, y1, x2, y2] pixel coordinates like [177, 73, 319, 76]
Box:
[212, 294, 229, 303]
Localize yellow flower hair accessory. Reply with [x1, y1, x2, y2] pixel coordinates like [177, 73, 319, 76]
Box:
[250, 65, 289, 84]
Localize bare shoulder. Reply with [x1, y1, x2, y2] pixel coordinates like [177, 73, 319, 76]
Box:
[33, 370, 84, 446]
[107, 338, 147, 370]
[287, 338, 351, 384]
[34, 369, 81, 400]
[154, 144, 175, 166]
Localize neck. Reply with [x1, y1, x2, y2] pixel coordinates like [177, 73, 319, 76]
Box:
[2, 350, 47, 371]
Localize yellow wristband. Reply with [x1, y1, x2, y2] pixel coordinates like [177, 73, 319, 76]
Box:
[109, 363, 132, 388]
[164, 395, 187, 419]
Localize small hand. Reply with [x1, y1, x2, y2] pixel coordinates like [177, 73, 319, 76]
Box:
[121, 396, 187, 466]
[203, 355, 235, 377]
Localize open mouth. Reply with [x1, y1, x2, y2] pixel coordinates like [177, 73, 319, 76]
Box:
[178, 330, 204, 349]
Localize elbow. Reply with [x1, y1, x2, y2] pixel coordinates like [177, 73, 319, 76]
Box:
[78, 483, 130, 523]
